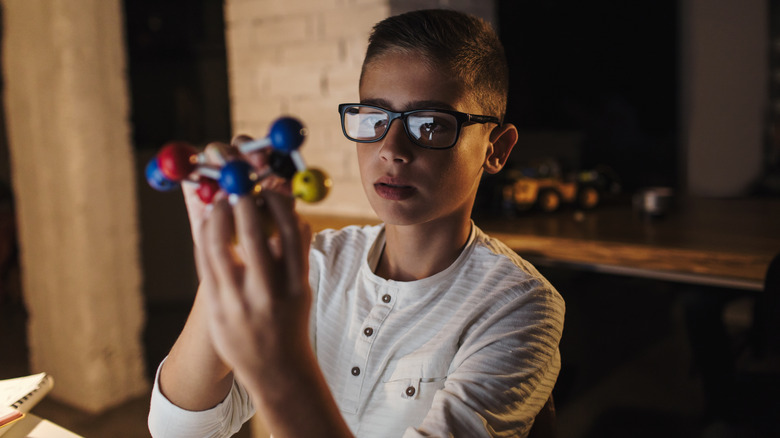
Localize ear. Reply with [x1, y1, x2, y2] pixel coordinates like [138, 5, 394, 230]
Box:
[483, 123, 518, 174]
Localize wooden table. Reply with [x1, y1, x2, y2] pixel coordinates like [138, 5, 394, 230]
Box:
[306, 196, 780, 291]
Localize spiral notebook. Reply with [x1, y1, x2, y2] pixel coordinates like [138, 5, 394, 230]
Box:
[0, 373, 54, 435]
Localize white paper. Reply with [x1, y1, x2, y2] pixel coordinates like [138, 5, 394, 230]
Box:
[0, 374, 46, 407]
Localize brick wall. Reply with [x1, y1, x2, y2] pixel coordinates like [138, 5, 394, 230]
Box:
[223, 0, 495, 219]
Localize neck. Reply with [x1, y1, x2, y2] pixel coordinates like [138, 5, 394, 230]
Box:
[375, 215, 472, 281]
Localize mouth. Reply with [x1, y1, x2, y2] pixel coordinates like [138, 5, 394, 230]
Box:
[374, 178, 416, 201]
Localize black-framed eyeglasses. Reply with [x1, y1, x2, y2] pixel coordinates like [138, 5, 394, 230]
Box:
[338, 103, 500, 150]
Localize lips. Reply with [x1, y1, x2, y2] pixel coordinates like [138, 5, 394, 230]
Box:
[374, 177, 416, 200]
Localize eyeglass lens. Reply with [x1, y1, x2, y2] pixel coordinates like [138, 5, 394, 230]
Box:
[342, 106, 458, 148]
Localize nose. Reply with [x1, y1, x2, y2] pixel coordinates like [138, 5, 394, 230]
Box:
[378, 118, 413, 163]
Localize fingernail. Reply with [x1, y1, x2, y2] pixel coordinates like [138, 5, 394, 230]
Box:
[228, 194, 240, 206]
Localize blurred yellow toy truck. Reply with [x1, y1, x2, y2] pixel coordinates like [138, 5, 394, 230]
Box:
[501, 160, 619, 213]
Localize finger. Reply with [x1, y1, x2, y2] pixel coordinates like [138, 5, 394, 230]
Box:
[232, 194, 273, 281]
[299, 219, 313, 267]
[262, 175, 293, 197]
[231, 134, 254, 146]
[182, 180, 214, 249]
[262, 190, 308, 295]
[268, 233, 283, 260]
[204, 198, 247, 310]
[194, 220, 223, 311]
[194, 206, 235, 331]
[182, 182, 206, 216]
[193, 207, 216, 285]
[232, 134, 269, 170]
[204, 141, 239, 165]
[292, 218, 312, 279]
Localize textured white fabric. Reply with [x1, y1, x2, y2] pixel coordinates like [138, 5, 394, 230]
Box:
[148, 358, 255, 438]
[148, 223, 564, 438]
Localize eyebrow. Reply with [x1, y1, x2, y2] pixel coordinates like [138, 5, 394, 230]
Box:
[359, 98, 458, 112]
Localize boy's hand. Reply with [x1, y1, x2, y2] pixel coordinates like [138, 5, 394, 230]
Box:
[182, 135, 291, 249]
[195, 189, 314, 393]
[181, 141, 228, 249]
[159, 136, 290, 413]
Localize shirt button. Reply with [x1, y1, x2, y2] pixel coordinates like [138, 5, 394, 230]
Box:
[382, 294, 391, 303]
[363, 327, 374, 337]
[351, 366, 361, 376]
[405, 386, 416, 397]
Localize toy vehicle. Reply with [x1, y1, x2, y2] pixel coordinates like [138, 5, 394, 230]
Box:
[501, 160, 619, 213]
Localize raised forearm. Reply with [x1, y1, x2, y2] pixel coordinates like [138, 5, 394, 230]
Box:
[159, 288, 234, 411]
[243, 347, 353, 438]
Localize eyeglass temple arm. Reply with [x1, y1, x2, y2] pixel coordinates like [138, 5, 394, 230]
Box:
[468, 114, 501, 125]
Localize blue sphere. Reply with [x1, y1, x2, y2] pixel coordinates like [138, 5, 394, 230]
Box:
[268, 117, 306, 153]
[219, 160, 255, 195]
[146, 159, 179, 191]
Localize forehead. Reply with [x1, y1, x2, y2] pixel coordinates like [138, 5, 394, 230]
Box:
[359, 52, 470, 112]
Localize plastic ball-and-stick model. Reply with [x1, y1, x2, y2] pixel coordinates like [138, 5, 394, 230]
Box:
[145, 117, 332, 204]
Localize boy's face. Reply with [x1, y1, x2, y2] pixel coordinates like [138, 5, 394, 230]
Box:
[357, 51, 494, 227]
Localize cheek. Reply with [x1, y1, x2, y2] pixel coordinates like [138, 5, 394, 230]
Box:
[430, 157, 476, 193]
[446, 150, 488, 191]
[356, 146, 370, 174]
[453, 136, 489, 173]
[356, 146, 378, 188]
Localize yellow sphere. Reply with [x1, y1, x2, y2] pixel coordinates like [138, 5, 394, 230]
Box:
[292, 168, 332, 203]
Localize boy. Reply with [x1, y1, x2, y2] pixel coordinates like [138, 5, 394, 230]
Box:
[148, 9, 564, 438]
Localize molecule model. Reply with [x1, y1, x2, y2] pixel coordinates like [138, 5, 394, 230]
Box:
[145, 116, 331, 204]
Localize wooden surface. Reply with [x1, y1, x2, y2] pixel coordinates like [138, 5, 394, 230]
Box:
[305, 196, 780, 291]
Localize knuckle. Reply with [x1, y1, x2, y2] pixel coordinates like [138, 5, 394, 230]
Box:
[231, 134, 254, 146]
[205, 141, 238, 161]
[204, 141, 228, 153]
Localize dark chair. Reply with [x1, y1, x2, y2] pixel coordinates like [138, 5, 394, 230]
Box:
[527, 395, 556, 438]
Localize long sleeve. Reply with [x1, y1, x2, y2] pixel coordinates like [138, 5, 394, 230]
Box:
[148, 358, 255, 438]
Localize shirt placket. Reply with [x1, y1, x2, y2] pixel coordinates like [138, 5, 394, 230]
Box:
[341, 283, 397, 413]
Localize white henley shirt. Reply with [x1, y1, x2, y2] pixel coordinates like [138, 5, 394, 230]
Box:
[149, 223, 565, 437]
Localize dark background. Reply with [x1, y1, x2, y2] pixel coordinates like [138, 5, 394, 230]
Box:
[122, 0, 681, 192]
[123, 0, 232, 150]
[497, 0, 679, 193]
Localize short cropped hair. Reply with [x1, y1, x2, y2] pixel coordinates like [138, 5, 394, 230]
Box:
[361, 9, 509, 123]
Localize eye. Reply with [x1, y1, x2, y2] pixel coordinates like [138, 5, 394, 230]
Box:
[345, 107, 389, 140]
[369, 115, 387, 130]
[419, 120, 441, 137]
[360, 114, 387, 134]
[409, 113, 455, 140]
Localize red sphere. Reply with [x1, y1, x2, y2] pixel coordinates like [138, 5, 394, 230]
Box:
[196, 177, 220, 204]
[157, 141, 198, 181]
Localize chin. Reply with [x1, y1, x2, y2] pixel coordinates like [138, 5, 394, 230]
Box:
[368, 197, 430, 226]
